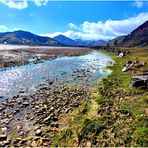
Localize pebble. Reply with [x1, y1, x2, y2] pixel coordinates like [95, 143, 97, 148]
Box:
[0, 134, 7, 141]
[35, 129, 42, 136]
[43, 116, 51, 123]
[23, 101, 29, 106]
[1, 127, 7, 133]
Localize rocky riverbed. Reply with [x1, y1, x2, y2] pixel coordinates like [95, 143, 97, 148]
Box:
[0, 46, 90, 69]
[0, 46, 114, 146]
[0, 83, 90, 146]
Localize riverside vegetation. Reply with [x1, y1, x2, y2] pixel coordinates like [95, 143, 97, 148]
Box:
[51, 47, 148, 147]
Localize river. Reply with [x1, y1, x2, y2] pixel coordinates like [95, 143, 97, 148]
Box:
[0, 51, 114, 102]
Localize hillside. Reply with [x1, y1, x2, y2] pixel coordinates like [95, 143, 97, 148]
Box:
[53, 34, 106, 46]
[53, 34, 78, 46]
[0, 30, 63, 46]
[121, 20, 148, 47]
[106, 21, 148, 47]
[105, 36, 126, 46]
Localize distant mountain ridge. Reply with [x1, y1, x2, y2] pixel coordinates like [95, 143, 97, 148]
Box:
[75, 39, 106, 46]
[53, 34, 77, 46]
[53, 34, 106, 47]
[0, 30, 63, 46]
[106, 21, 148, 47]
[105, 36, 126, 46]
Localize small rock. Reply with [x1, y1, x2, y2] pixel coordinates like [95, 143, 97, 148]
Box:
[1, 127, 7, 133]
[34, 126, 40, 130]
[19, 90, 25, 93]
[20, 139, 27, 144]
[0, 134, 7, 141]
[37, 139, 43, 146]
[2, 140, 10, 145]
[13, 137, 22, 144]
[19, 131, 24, 136]
[49, 81, 54, 85]
[52, 116, 58, 122]
[35, 129, 42, 136]
[22, 101, 29, 106]
[34, 137, 40, 141]
[132, 75, 148, 88]
[16, 137, 22, 141]
[122, 66, 127, 72]
[51, 122, 59, 128]
[31, 141, 37, 147]
[143, 108, 148, 115]
[43, 116, 51, 123]
[119, 52, 125, 57]
[42, 137, 49, 142]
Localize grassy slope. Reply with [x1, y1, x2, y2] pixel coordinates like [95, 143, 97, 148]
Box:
[51, 47, 148, 147]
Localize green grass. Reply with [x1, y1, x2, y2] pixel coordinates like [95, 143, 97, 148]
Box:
[51, 47, 148, 147]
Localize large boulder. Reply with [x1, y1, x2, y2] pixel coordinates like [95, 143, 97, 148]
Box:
[132, 75, 148, 88]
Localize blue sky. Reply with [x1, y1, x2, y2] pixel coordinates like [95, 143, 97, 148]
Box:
[0, 0, 148, 40]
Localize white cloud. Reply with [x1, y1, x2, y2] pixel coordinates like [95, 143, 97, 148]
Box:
[13, 27, 19, 31]
[42, 13, 148, 40]
[41, 12, 148, 41]
[0, 25, 7, 32]
[40, 30, 114, 41]
[34, 0, 42, 6]
[81, 12, 148, 37]
[133, 0, 143, 8]
[0, 0, 28, 9]
[68, 23, 77, 29]
[34, 0, 48, 7]
[0, 0, 48, 9]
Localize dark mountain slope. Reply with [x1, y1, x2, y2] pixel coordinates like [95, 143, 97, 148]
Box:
[120, 20, 148, 47]
[0, 30, 63, 46]
[53, 34, 106, 47]
[53, 34, 77, 46]
[106, 21, 148, 47]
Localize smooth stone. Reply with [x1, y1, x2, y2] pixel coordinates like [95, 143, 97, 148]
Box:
[35, 129, 42, 136]
[22, 101, 29, 106]
[43, 116, 51, 123]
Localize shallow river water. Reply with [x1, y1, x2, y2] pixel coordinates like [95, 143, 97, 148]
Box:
[0, 51, 113, 101]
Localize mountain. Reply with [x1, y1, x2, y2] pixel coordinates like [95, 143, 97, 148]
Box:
[104, 36, 126, 46]
[75, 39, 106, 47]
[53, 35, 77, 46]
[120, 20, 148, 47]
[106, 21, 148, 47]
[53, 34, 106, 47]
[0, 30, 63, 46]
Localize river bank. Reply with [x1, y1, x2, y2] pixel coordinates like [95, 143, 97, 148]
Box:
[49, 47, 148, 147]
[0, 48, 113, 146]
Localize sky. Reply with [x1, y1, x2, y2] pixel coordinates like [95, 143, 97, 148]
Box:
[0, 0, 148, 41]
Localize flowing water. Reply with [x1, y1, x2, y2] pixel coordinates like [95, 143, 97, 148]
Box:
[0, 51, 114, 102]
